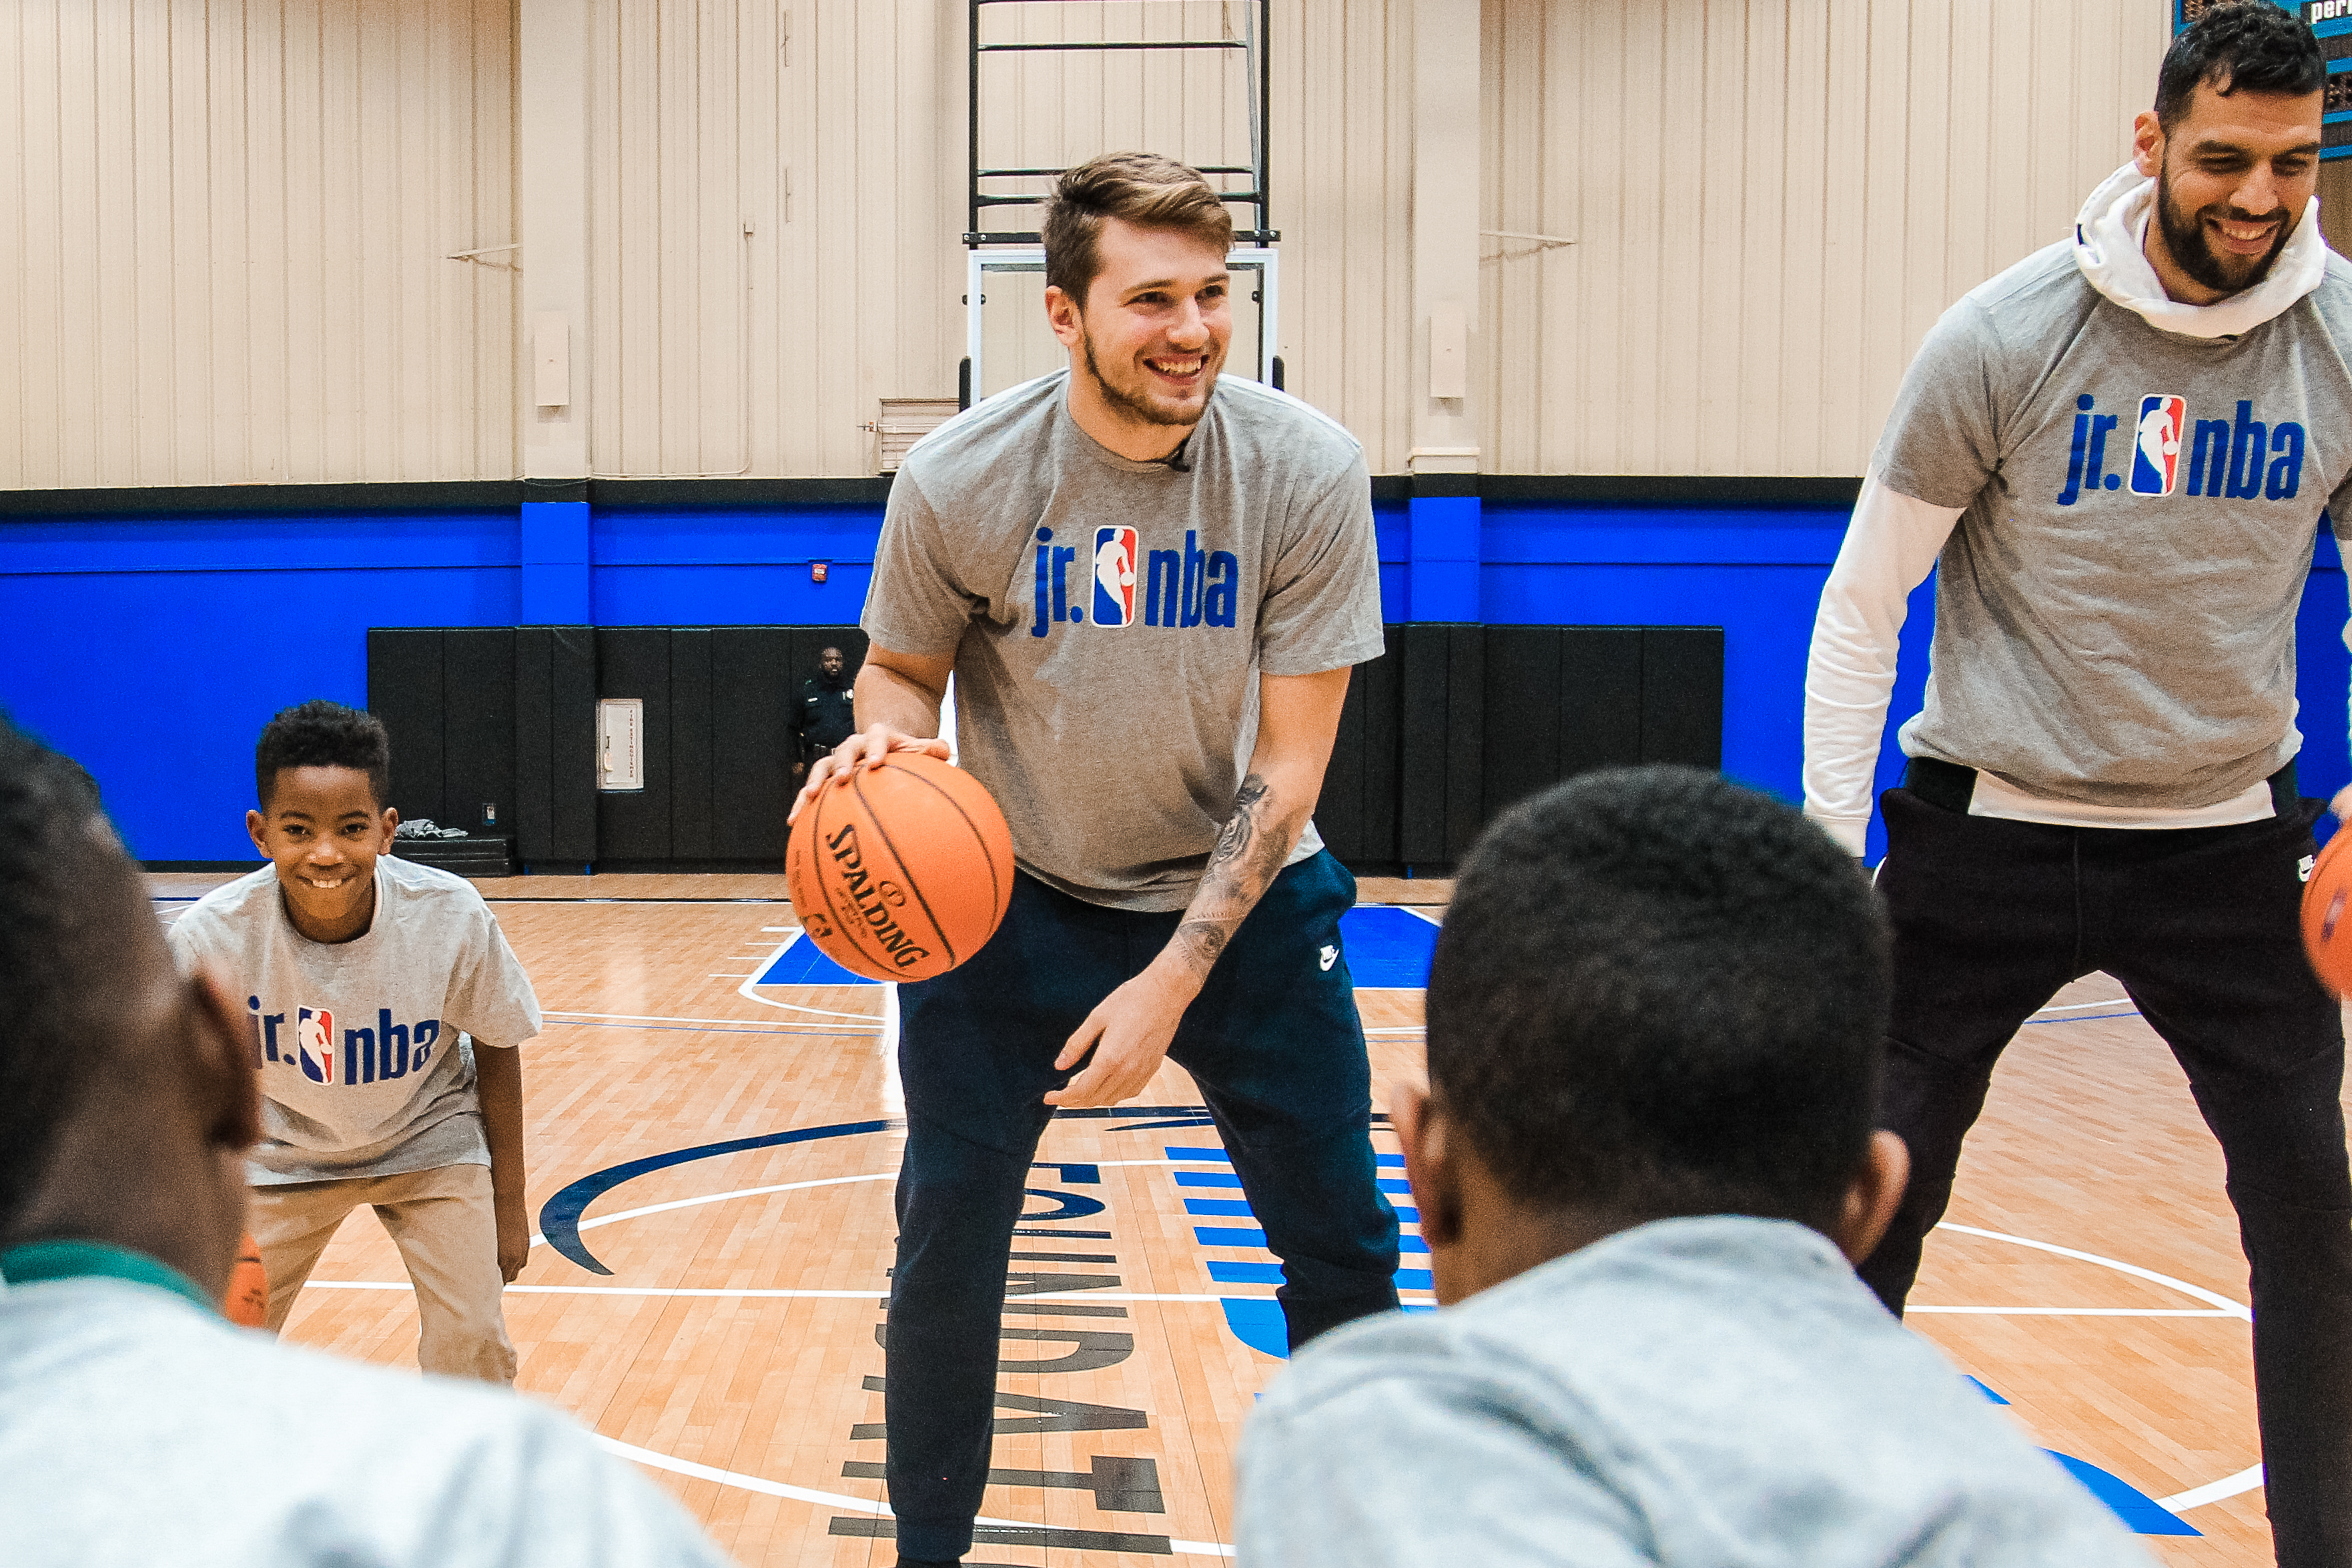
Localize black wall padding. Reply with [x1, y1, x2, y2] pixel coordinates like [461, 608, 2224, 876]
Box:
[442, 629, 514, 833]
[670, 629, 715, 859]
[1639, 627, 1725, 770]
[1314, 626, 1403, 866]
[713, 627, 796, 858]
[595, 629, 674, 861]
[512, 627, 598, 865]
[1477, 626, 1725, 828]
[1397, 625, 1486, 863]
[368, 629, 446, 826]
[549, 627, 599, 860]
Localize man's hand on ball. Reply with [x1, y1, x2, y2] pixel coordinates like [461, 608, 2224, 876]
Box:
[789, 726, 949, 823]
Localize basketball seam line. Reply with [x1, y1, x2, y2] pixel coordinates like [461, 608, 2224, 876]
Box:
[850, 767, 963, 969]
[883, 763, 1009, 926]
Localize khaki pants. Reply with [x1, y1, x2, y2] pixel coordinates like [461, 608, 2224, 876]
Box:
[251, 1162, 517, 1385]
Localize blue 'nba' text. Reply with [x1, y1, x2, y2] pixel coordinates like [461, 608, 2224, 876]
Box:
[1030, 526, 1240, 637]
[2059, 393, 2306, 505]
[248, 996, 441, 1086]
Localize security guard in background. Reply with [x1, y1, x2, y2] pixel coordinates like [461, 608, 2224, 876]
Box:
[790, 645, 858, 782]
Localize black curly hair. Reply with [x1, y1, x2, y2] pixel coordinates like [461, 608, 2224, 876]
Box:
[2158, 3, 2325, 131]
[0, 714, 155, 1230]
[255, 699, 390, 811]
[1425, 766, 1892, 1232]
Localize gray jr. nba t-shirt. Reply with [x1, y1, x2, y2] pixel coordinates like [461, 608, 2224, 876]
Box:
[169, 854, 542, 1184]
[1876, 243, 2352, 809]
[863, 370, 1385, 911]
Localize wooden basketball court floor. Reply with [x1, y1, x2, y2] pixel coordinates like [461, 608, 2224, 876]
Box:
[145, 867, 2309, 1566]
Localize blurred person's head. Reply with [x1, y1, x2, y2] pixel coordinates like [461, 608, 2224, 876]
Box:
[1398, 766, 1907, 1304]
[0, 715, 257, 1297]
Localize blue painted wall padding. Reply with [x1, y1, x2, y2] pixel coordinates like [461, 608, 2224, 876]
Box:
[3, 497, 2344, 864]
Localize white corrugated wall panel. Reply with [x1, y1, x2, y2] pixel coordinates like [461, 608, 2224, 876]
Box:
[1480, 0, 2169, 476]
[1, 0, 515, 490]
[592, 0, 1412, 476]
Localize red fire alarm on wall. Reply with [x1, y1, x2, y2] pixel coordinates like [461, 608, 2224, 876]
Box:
[810, 560, 830, 584]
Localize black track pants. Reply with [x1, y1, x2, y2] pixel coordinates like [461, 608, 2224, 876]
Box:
[1863, 786, 2352, 1567]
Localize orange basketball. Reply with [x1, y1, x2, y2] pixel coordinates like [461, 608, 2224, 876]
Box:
[787, 752, 1015, 982]
[2303, 830, 2352, 998]
[223, 1231, 269, 1327]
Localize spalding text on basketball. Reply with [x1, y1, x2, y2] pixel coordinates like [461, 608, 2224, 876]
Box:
[826, 822, 933, 969]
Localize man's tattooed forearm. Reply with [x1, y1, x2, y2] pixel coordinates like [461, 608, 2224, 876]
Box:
[1174, 774, 1291, 976]
[1174, 919, 1230, 970]
[1206, 775, 1271, 874]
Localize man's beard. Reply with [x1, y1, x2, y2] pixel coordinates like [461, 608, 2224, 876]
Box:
[1080, 325, 1217, 427]
[2155, 159, 2293, 296]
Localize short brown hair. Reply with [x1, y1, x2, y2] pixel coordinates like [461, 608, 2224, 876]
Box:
[1042, 153, 1235, 308]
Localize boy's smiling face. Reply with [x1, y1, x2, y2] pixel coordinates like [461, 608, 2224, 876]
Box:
[246, 764, 398, 942]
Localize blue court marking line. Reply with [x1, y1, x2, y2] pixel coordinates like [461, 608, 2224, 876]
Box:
[1166, 1146, 1405, 1168]
[756, 931, 882, 988]
[1336, 905, 1441, 988]
[1187, 1196, 1421, 1224]
[1168, 1142, 1435, 1358]
[1970, 1380, 2197, 1537]
[1176, 1170, 1412, 1196]
[753, 903, 1437, 989]
[537, 1118, 898, 1274]
[1208, 1260, 1435, 1290]
[2020, 1013, 2141, 1026]
[1195, 1224, 1431, 1255]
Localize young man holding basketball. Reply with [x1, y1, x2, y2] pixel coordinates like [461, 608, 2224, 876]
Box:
[1804, 10, 2352, 1561]
[797, 151, 1398, 1567]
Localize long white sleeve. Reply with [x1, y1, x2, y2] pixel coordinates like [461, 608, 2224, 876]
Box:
[1802, 474, 1964, 853]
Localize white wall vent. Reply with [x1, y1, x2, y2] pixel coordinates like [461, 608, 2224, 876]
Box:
[869, 398, 961, 473]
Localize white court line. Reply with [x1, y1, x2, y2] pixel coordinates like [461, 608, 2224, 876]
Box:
[735, 934, 894, 1020]
[1934, 1222, 2251, 1319]
[2030, 999, 2136, 1016]
[2161, 1465, 2267, 1513]
[1930, 1222, 2259, 1512]
[1906, 1306, 2237, 1318]
[590, 1437, 1236, 1559]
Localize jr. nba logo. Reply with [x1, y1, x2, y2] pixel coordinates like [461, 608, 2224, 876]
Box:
[1092, 526, 1138, 628]
[2130, 395, 2186, 496]
[296, 1006, 336, 1084]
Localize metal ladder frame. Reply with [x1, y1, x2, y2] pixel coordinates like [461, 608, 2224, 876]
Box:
[961, 0, 1279, 405]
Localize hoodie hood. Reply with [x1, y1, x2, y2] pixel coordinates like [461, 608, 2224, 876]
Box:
[2073, 161, 2327, 339]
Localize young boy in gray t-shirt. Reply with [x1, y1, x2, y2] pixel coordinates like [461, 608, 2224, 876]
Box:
[169, 701, 540, 1383]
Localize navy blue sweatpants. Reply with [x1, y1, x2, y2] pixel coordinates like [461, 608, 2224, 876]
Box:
[883, 850, 1400, 1562]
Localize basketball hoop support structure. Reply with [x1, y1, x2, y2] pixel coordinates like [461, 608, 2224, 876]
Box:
[959, 0, 1280, 408]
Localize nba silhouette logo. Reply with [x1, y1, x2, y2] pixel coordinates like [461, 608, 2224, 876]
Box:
[1092, 527, 1138, 627]
[2130, 395, 2186, 496]
[296, 1006, 336, 1084]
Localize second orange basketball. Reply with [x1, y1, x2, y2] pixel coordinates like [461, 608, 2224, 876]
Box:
[787, 751, 1015, 982]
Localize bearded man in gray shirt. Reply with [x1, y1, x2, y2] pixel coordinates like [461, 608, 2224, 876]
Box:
[794, 152, 1398, 1568]
[1804, 10, 2352, 1562]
